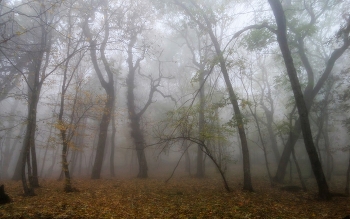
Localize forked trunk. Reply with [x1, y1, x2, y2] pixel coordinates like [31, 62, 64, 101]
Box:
[268, 0, 330, 200]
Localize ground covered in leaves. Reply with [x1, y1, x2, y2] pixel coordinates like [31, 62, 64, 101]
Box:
[0, 177, 349, 218]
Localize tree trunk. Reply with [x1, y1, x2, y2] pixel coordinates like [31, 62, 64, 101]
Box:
[268, 0, 330, 200]
[264, 109, 280, 163]
[126, 32, 149, 178]
[69, 136, 79, 178]
[130, 116, 148, 178]
[30, 128, 39, 187]
[78, 149, 83, 176]
[12, 59, 42, 182]
[91, 94, 114, 179]
[60, 130, 72, 192]
[291, 140, 307, 191]
[274, 119, 301, 182]
[21, 86, 38, 196]
[110, 110, 116, 177]
[12, 143, 25, 181]
[128, 116, 148, 178]
[20, 40, 46, 195]
[205, 21, 253, 192]
[58, 78, 73, 191]
[196, 69, 205, 178]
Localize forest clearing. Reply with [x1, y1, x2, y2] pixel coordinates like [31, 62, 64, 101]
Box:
[0, 174, 349, 219]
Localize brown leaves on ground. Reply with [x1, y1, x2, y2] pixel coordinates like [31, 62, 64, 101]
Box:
[0, 177, 349, 218]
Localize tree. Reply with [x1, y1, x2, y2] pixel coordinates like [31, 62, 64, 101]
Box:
[109, 107, 117, 177]
[6, 0, 64, 195]
[271, 1, 350, 184]
[166, 20, 215, 177]
[55, 0, 87, 192]
[256, 60, 280, 164]
[268, 0, 331, 200]
[82, 0, 116, 179]
[173, 0, 253, 191]
[125, 25, 148, 178]
[239, 69, 273, 183]
[123, 1, 174, 178]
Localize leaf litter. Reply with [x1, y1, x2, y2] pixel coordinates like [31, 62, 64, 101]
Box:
[0, 177, 349, 218]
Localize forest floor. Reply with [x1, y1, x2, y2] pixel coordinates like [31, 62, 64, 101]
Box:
[0, 176, 349, 219]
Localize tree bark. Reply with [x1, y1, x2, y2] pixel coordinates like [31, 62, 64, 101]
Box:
[268, 0, 330, 200]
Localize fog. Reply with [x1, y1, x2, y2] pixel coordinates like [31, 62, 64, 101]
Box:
[0, 0, 350, 200]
